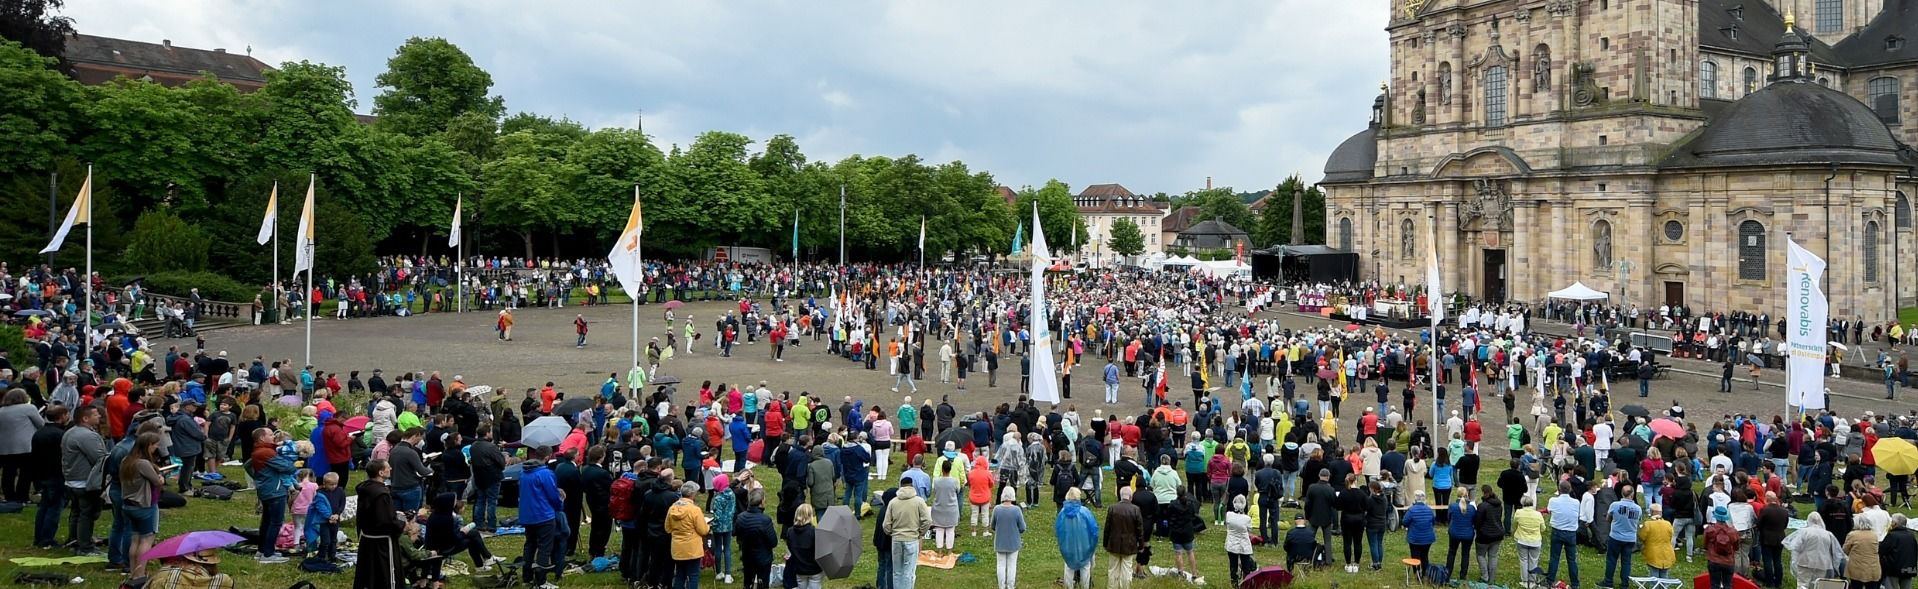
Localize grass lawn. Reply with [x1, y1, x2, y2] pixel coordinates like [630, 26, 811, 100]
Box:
[1901, 307, 1918, 328]
[0, 452, 1831, 589]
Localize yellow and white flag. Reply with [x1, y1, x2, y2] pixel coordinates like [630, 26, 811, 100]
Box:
[607, 187, 644, 294]
[447, 194, 462, 248]
[41, 169, 91, 254]
[256, 183, 278, 245]
[293, 175, 316, 274]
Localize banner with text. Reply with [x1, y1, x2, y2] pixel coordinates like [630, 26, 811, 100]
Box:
[1786, 236, 1828, 410]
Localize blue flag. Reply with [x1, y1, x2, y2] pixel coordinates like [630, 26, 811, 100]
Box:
[791, 209, 799, 260]
[1012, 223, 1024, 255]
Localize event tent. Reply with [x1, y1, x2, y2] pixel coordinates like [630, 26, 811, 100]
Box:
[1546, 281, 1609, 300]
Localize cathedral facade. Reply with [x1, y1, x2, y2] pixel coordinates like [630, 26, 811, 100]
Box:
[1319, 0, 1918, 322]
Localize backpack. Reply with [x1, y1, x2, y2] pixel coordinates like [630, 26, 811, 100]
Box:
[1423, 564, 1451, 584]
[610, 477, 637, 522]
[196, 485, 235, 500]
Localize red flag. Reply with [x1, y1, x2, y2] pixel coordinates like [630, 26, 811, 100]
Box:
[1153, 349, 1167, 401]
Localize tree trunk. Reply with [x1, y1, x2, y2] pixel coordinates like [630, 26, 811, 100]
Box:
[550, 231, 561, 260]
[418, 230, 429, 257]
[520, 231, 534, 259]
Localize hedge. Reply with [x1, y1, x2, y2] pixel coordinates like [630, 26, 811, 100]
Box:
[110, 271, 262, 303]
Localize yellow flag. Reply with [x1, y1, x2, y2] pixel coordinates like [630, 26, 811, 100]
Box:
[41, 168, 91, 254]
[293, 175, 316, 273]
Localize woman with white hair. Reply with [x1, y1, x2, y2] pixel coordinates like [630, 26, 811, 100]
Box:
[929, 449, 961, 557]
[991, 486, 1026, 589]
[1224, 493, 1256, 586]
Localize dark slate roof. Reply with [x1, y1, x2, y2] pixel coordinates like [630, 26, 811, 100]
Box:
[1831, 0, 1918, 67]
[1698, 0, 1842, 63]
[63, 34, 270, 86]
[1077, 183, 1136, 198]
[1162, 206, 1203, 233]
[1180, 219, 1248, 237]
[1320, 125, 1377, 184]
[1661, 81, 1907, 168]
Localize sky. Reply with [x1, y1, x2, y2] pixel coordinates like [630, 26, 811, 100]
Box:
[62, 0, 1391, 197]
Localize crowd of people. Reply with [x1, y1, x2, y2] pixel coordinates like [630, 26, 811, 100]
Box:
[5, 260, 1918, 589]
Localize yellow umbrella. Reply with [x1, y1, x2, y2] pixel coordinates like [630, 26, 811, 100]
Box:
[1873, 437, 1918, 476]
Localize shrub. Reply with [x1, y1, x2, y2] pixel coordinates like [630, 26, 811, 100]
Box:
[0, 325, 31, 360]
[111, 271, 262, 303]
[123, 212, 211, 273]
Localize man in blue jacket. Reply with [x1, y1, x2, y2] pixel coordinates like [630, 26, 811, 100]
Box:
[840, 434, 872, 516]
[728, 415, 752, 472]
[518, 447, 565, 587]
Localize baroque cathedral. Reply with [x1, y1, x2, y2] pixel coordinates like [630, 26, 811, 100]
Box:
[1319, 0, 1918, 321]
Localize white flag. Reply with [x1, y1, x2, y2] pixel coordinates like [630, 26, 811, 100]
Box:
[40, 169, 91, 254]
[607, 188, 644, 294]
[293, 175, 316, 274]
[1785, 236, 1829, 409]
[255, 182, 277, 245]
[1425, 216, 1444, 325]
[1028, 203, 1061, 403]
[447, 194, 462, 248]
[918, 217, 926, 251]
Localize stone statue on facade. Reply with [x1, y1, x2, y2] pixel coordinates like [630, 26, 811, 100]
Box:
[1593, 222, 1613, 268]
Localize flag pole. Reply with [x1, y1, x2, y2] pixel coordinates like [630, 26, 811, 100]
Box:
[1429, 212, 1441, 428]
[304, 173, 314, 371]
[1785, 231, 1794, 423]
[456, 192, 464, 314]
[83, 165, 92, 341]
[838, 184, 846, 267]
[272, 181, 279, 324]
[632, 186, 642, 372]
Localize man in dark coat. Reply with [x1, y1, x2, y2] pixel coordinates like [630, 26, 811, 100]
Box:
[640, 464, 681, 589]
[1304, 468, 1339, 549]
[1103, 487, 1147, 583]
[468, 426, 506, 531]
[734, 489, 779, 589]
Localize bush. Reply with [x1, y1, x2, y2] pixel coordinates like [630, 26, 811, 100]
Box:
[111, 271, 262, 303]
[123, 212, 211, 273]
[0, 325, 31, 360]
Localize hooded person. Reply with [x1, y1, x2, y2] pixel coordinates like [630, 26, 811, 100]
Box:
[1784, 511, 1845, 586]
[1057, 487, 1101, 589]
[308, 410, 334, 481]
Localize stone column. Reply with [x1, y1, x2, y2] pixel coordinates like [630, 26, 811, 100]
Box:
[1689, 199, 1710, 310]
[1626, 192, 1653, 308]
[1513, 200, 1536, 302]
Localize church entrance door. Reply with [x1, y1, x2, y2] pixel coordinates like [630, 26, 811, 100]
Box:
[1481, 249, 1506, 303]
[1664, 281, 1685, 308]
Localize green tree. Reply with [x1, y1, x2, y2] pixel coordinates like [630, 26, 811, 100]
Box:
[1013, 179, 1084, 254]
[664, 131, 768, 249]
[372, 37, 504, 138]
[1189, 187, 1254, 234]
[0, 40, 83, 174]
[566, 127, 666, 241]
[1255, 177, 1301, 246]
[257, 61, 358, 174]
[123, 210, 210, 272]
[481, 151, 571, 258]
[0, 0, 74, 59]
[1108, 217, 1146, 259]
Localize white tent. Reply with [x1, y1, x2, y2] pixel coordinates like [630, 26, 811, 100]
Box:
[1196, 259, 1250, 278]
[1546, 281, 1609, 301]
[1163, 255, 1201, 269]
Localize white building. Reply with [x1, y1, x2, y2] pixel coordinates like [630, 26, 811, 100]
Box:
[1073, 183, 1169, 267]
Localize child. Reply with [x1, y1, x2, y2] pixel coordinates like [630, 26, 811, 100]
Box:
[305, 472, 342, 564]
[291, 469, 318, 552]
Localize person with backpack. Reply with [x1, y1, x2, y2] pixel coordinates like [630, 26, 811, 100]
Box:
[1052, 449, 1081, 508]
[614, 460, 650, 584]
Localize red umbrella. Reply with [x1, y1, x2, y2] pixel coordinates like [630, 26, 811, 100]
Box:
[343, 415, 370, 434]
[1344, 323, 1363, 332]
[1649, 418, 1686, 440]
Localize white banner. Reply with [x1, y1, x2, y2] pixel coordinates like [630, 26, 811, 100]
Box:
[1785, 237, 1828, 410]
[1028, 203, 1060, 404]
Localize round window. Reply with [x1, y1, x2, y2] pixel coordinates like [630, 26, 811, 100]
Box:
[1663, 220, 1684, 242]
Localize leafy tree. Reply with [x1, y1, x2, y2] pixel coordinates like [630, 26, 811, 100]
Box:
[311, 200, 378, 279]
[0, 0, 73, 59]
[123, 210, 210, 272]
[0, 40, 82, 174]
[372, 37, 504, 138]
[665, 131, 768, 249]
[440, 110, 498, 161]
[567, 127, 666, 241]
[0, 159, 127, 269]
[481, 151, 571, 258]
[1013, 179, 1085, 255]
[1108, 217, 1146, 259]
[1255, 174, 1326, 245]
[257, 61, 358, 174]
[1189, 187, 1255, 234]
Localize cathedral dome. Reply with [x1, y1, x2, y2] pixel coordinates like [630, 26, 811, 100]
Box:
[1662, 80, 1906, 169]
[1320, 126, 1377, 183]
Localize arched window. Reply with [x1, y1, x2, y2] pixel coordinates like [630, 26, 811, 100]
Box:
[1869, 77, 1901, 123]
[1592, 220, 1614, 269]
[1401, 218, 1417, 258]
[1737, 220, 1767, 280]
[1866, 220, 1882, 282]
[1700, 60, 1719, 98]
[1898, 191, 1911, 228]
[1816, 0, 1843, 33]
[1744, 67, 1758, 95]
[1339, 217, 1354, 251]
[1484, 65, 1509, 126]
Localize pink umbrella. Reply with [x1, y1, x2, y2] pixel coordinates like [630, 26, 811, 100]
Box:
[1649, 418, 1686, 440]
[343, 415, 370, 434]
[137, 530, 246, 569]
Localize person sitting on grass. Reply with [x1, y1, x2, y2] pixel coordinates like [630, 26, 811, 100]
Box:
[1285, 513, 1319, 570]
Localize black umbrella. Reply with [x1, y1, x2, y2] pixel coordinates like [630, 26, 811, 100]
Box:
[815, 506, 862, 579]
[934, 426, 971, 454]
[554, 396, 594, 417]
[651, 375, 682, 386]
[1619, 404, 1650, 418]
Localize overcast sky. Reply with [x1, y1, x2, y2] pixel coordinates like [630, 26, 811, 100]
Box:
[64, 0, 1390, 196]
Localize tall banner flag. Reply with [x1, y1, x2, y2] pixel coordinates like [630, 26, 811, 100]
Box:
[1785, 236, 1828, 410]
[1012, 223, 1025, 255]
[1028, 203, 1061, 403]
[447, 194, 462, 247]
[792, 209, 800, 261]
[293, 175, 316, 273]
[1424, 214, 1443, 424]
[918, 217, 926, 252]
[608, 191, 644, 295]
[256, 183, 278, 245]
[41, 169, 91, 254]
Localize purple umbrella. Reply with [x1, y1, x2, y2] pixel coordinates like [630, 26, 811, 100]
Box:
[137, 530, 246, 569]
[277, 394, 303, 407]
